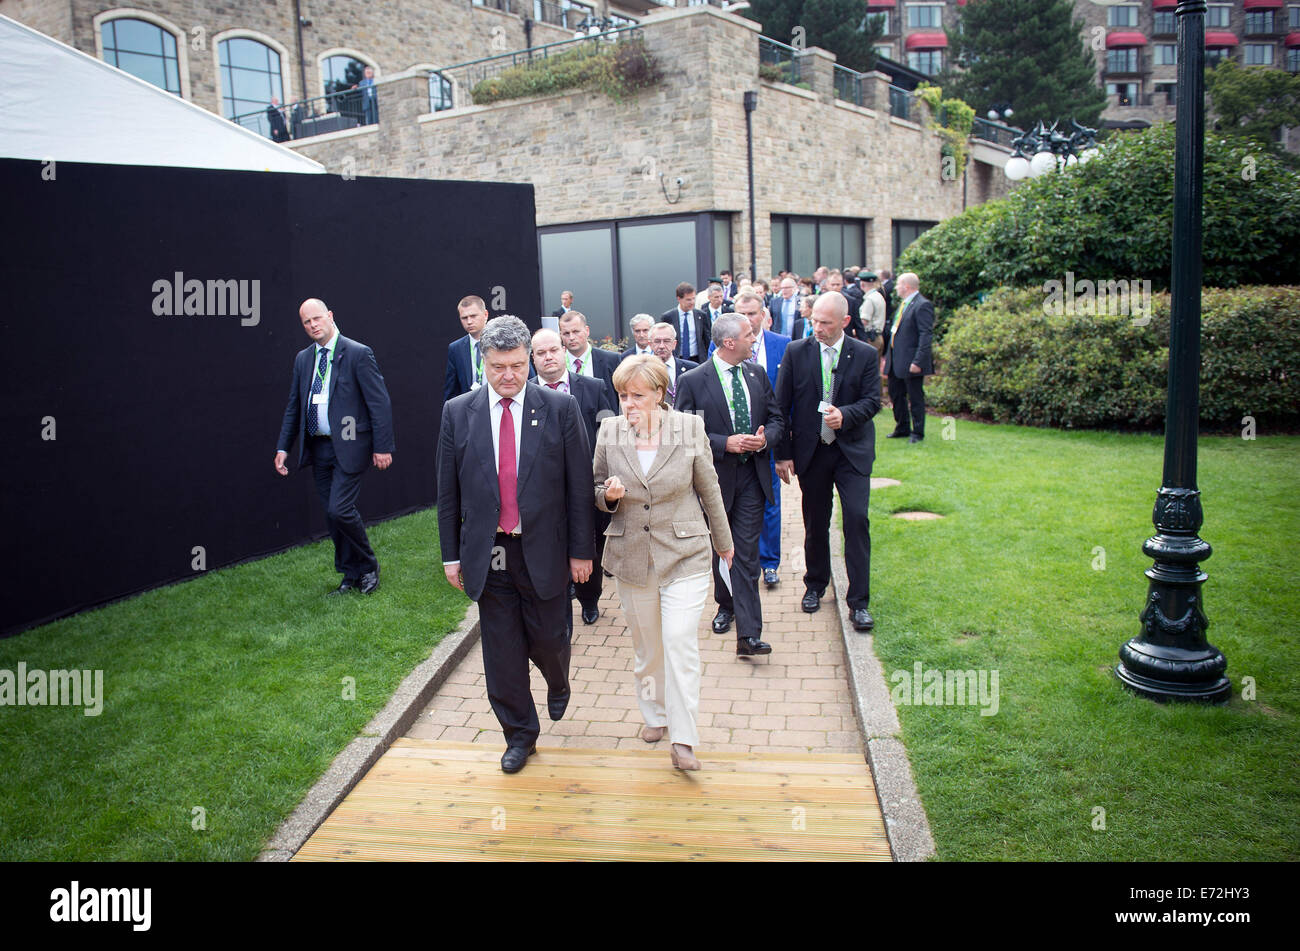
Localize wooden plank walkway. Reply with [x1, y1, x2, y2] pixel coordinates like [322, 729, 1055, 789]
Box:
[294, 739, 891, 861]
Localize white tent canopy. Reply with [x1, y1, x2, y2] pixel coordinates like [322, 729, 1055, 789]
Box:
[0, 14, 325, 173]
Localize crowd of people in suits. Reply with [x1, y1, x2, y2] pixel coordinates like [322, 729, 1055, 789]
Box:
[275, 267, 934, 777]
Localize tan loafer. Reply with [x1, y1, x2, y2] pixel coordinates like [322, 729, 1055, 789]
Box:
[670, 743, 700, 771]
[640, 725, 666, 743]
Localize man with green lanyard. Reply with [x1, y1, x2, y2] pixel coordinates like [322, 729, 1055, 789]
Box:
[675, 314, 784, 657]
[443, 295, 489, 403]
[558, 310, 619, 394]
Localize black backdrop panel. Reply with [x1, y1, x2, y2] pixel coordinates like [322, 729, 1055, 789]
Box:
[0, 159, 538, 635]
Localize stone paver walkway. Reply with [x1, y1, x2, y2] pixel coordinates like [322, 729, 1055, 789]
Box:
[408, 479, 861, 758]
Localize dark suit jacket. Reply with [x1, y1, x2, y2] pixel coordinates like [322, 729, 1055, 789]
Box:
[443, 333, 477, 403]
[278, 334, 395, 474]
[567, 372, 618, 453]
[888, 292, 935, 377]
[620, 345, 654, 362]
[663, 356, 697, 406]
[675, 358, 784, 508]
[771, 295, 801, 336]
[790, 317, 812, 341]
[436, 383, 595, 601]
[774, 334, 880, 478]
[661, 306, 711, 361]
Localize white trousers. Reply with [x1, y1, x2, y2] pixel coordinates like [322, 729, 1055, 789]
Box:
[616, 570, 711, 748]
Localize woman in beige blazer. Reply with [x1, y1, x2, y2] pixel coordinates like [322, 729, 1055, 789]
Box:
[595, 356, 733, 771]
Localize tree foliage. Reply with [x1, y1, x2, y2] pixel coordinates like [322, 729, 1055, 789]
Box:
[940, 0, 1106, 130]
[1206, 60, 1300, 157]
[898, 123, 1300, 333]
[744, 0, 884, 73]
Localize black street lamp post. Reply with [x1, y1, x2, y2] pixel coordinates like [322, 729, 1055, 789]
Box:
[1116, 0, 1230, 703]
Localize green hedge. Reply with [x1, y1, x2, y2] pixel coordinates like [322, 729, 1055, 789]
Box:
[898, 124, 1300, 337]
[471, 37, 662, 106]
[930, 285, 1300, 430]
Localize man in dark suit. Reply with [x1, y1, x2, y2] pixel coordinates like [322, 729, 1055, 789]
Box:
[719, 269, 738, 302]
[443, 295, 489, 403]
[774, 291, 881, 632]
[532, 327, 617, 627]
[700, 281, 734, 331]
[558, 311, 619, 390]
[620, 313, 655, 361]
[648, 321, 696, 407]
[266, 97, 289, 142]
[662, 282, 709, 362]
[275, 298, 395, 595]
[885, 272, 935, 443]
[726, 291, 791, 589]
[676, 314, 783, 657]
[550, 290, 574, 319]
[438, 317, 595, 773]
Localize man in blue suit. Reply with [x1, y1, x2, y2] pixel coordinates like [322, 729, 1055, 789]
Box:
[713, 290, 790, 590]
[276, 298, 395, 595]
[443, 295, 489, 403]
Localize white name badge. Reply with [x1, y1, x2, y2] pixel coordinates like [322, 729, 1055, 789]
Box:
[817, 401, 834, 415]
[312, 393, 326, 405]
[471, 381, 482, 390]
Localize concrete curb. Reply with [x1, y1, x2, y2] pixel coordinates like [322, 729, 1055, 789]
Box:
[256, 603, 481, 862]
[829, 496, 937, 862]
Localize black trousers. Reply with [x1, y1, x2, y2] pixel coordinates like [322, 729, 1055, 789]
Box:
[308, 436, 377, 578]
[480, 534, 570, 749]
[798, 440, 871, 609]
[711, 463, 767, 639]
[888, 371, 926, 437]
[573, 511, 609, 611]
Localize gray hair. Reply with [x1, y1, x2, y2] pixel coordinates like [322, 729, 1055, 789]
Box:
[479, 315, 532, 355]
[629, 313, 654, 330]
[711, 314, 746, 347]
[650, 321, 677, 339]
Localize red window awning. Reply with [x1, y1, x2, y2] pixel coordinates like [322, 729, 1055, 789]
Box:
[865, 1, 896, 8]
[1153, 0, 1177, 8]
[1205, 31, 1240, 47]
[905, 32, 948, 50]
[1243, 0, 1282, 10]
[1286, 32, 1300, 48]
[1106, 32, 1148, 48]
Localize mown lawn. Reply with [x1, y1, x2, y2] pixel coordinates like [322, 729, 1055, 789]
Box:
[866, 420, 1299, 860]
[0, 509, 468, 861]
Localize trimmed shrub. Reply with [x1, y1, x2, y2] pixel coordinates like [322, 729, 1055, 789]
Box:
[471, 37, 661, 106]
[898, 124, 1300, 335]
[930, 285, 1300, 430]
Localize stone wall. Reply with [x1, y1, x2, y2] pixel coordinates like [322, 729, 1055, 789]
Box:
[290, 7, 1006, 276]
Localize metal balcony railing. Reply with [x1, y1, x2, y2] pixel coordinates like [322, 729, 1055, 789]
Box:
[970, 116, 1020, 147]
[230, 83, 379, 141]
[758, 36, 805, 87]
[833, 64, 864, 106]
[888, 84, 915, 120]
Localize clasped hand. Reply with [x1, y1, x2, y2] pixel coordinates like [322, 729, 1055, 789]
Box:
[726, 424, 766, 454]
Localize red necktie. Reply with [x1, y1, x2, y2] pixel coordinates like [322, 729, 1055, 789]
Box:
[498, 398, 519, 533]
[574, 357, 583, 375]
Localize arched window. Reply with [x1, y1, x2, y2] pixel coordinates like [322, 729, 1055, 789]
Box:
[321, 54, 370, 95]
[218, 36, 284, 125]
[100, 17, 180, 94]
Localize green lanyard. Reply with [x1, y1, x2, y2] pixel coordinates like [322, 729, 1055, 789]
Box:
[473, 341, 483, 384]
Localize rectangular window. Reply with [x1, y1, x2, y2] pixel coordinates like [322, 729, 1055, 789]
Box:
[1291, 7, 1300, 30]
[868, 11, 891, 34]
[1154, 12, 1176, 35]
[1288, 47, 1300, 71]
[907, 50, 943, 74]
[770, 216, 866, 275]
[1106, 82, 1138, 106]
[1155, 82, 1177, 105]
[1244, 44, 1275, 65]
[906, 4, 942, 29]
[874, 44, 893, 61]
[1206, 47, 1232, 65]
[1107, 6, 1138, 28]
[1245, 11, 1275, 34]
[1207, 5, 1231, 29]
[617, 219, 698, 340]
[892, 221, 936, 267]
[1106, 48, 1139, 73]
[1154, 44, 1177, 66]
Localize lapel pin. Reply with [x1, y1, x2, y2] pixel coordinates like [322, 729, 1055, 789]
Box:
[531, 419, 538, 426]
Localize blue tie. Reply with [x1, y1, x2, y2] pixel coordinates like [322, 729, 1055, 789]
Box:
[307, 346, 329, 435]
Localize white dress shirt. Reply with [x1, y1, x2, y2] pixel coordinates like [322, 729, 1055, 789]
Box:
[312, 330, 338, 436]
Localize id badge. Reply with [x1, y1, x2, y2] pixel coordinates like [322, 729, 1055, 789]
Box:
[817, 401, 834, 415]
[312, 393, 326, 405]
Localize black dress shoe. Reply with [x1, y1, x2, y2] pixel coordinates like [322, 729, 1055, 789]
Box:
[763, 568, 780, 587]
[547, 687, 570, 721]
[712, 608, 734, 634]
[801, 589, 822, 613]
[909, 434, 923, 444]
[500, 745, 536, 773]
[736, 636, 772, 656]
[852, 608, 875, 631]
[886, 430, 910, 439]
[358, 568, 380, 594]
[328, 578, 359, 595]
[581, 603, 599, 625]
